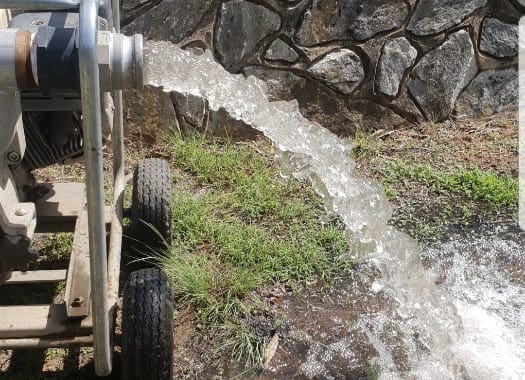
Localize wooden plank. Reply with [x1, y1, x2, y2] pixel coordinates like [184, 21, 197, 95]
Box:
[6, 270, 67, 284]
[0, 304, 92, 339]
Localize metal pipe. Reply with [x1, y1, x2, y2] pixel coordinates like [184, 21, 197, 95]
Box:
[107, 88, 124, 306]
[111, 0, 119, 32]
[107, 0, 123, 337]
[0, 0, 107, 11]
[78, 0, 111, 376]
[0, 0, 80, 10]
[0, 335, 93, 349]
[0, 29, 19, 90]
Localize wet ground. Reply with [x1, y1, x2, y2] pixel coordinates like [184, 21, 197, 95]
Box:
[251, 223, 525, 379]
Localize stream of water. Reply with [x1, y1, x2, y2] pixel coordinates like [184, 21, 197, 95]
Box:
[144, 41, 525, 379]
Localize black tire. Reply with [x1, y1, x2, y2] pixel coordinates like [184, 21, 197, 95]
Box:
[121, 268, 174, 380]
[131, 158, 172, 248]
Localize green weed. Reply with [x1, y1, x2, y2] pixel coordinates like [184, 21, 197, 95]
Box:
[39, 233, 73, 263]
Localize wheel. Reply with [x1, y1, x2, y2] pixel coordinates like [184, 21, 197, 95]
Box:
[131, 158, 172, 248]
[121, 268, 174, 380]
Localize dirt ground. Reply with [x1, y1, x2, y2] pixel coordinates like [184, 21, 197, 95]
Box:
[354, 113, 517, 178]
[0, 113, 519, 379]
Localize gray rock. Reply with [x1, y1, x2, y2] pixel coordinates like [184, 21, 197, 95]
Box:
[123, 0, 214, 43]
[376, 38, 418, 97]
[171, 92, 208, 130]
[171, 92, 259, 140]
[295, 0, 338, 46]
[408, 30, 478, 119]
[265, 39, 299, 62]
[489, 0, 522, 24]
[479, 18, 518, 58]
[123, 87, 178, 143]
[307, 49, 365, 95]
[407, 0, 487, 36]
[295, 0, 408, 45]
[242, 66, 306, 101]
[335, 0, 410, 41]
[214, 0, 281, 72]
[455, 68, 517, 117]
[517, 0, 525, 7]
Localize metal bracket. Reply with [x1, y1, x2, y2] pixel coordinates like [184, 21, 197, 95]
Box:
[64, 209, 91, 318]
[0, 161, 36, 273]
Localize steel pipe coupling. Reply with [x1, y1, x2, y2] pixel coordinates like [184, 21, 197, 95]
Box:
[97, 31, 143, 91]
[0, 29, 36, 91]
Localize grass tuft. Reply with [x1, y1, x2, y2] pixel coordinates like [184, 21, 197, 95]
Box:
[158, 132, 351, 368]
[382, 160, 518, 210]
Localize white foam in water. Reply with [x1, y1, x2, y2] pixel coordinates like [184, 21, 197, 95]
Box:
[144, 41, 525, 379]
[424, 237, 525, 379]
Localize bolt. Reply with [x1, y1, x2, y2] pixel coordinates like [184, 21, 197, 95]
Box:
[71, 296, 85, 307]
[15, 208, 27, 216]
[6, 151, 21, 163]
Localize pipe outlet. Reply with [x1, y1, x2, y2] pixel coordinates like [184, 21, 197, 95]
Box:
[97, 31, 143, 91]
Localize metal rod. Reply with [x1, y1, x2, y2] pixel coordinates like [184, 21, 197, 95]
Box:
[111, 0, 119, 32]
[0, 335, 93, 349]
[107, 0, 122, 306]
[78, 0, 111, 376]
[107, 89, 124, 306]
[107, 0, 122, 307]
[0, 0, 80, 10]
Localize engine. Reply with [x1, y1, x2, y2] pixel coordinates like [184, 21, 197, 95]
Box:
[0, 8, 142, 273]
[10, 12, 100, 170]
[22, 111, 83, 169]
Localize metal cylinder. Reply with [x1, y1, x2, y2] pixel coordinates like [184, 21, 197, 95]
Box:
[97, 31, 143, 91]
[0, 0, 80, 10]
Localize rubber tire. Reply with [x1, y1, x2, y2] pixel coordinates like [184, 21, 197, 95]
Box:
[131, 158, 172, 247]
[121, 268, 174, 380]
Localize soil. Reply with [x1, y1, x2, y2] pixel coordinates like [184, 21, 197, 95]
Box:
[0, 113, 519, 379]
[354, 113, 518, 178]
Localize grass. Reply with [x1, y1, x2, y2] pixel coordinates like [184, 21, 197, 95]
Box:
[381, 160, 518, 210]
[38, 233, 73, 263]
[380, 160, 518, 241]
[352, 116, 518, 241]
[157, 132, 351, 368]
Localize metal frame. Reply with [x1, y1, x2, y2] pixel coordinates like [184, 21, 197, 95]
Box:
[78, 0, 112, 374]
[0, 0, 126, 376]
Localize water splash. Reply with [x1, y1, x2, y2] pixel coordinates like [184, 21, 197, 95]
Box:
[144, 41, 524, 378]
[424, 236, 525, 379]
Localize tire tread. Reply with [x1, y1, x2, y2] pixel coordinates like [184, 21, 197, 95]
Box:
[131, 158, 172, 246]
[121, 268, 173, 380]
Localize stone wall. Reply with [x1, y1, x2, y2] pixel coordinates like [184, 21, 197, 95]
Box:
[122, 0, 521, 136]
